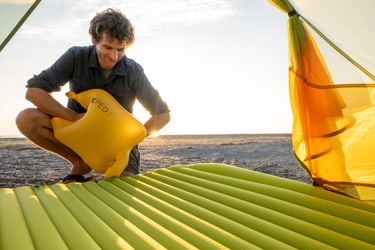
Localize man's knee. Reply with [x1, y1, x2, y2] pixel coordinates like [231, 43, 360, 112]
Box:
[16, 108, 32, 131]
[15, 108, 47, 135]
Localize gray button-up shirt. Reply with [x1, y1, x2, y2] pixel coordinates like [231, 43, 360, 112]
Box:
[27, 45, 170, 115]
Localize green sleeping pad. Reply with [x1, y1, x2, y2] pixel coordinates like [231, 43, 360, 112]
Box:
[1, 163, 374, 249]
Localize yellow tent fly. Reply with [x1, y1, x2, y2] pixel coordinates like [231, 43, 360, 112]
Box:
[269, 0, 375, 200]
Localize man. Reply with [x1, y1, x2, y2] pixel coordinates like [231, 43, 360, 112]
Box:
[16, 8, 170, 183]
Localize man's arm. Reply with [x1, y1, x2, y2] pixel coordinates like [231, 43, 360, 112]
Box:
[25, 87, 82, 121]
[144, 112, 170, 136]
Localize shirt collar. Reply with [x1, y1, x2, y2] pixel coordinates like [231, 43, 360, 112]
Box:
[87, 46, 127, 77]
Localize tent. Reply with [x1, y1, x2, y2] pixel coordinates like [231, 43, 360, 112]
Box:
[0, 0, 375, 249]
[1, 0, 374, 201]
[269, 0, 375, 200]
[0, 0, 41, 52]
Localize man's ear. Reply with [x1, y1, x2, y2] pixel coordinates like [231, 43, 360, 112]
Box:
[92, 38, 97, 45]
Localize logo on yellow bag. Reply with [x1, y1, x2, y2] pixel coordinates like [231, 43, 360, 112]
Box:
[91, 97, 109, 112]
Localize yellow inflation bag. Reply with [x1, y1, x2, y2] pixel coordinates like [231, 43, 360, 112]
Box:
[51, 89, 147, 178]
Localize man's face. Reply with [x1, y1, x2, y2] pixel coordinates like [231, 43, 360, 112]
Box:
[93, 33, 125, 70]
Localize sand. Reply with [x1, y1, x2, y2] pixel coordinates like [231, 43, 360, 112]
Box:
[0, 134, 312, 188]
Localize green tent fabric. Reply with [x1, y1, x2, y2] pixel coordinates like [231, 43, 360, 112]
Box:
[0, 0, 41, 52]
[1, 164, 375, 249]
[268, 0, 375, 200]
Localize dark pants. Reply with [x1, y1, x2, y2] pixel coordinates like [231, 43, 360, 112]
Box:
[124, 146, 140, 174]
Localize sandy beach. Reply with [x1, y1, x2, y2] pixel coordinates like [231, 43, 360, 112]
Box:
[0, 134, 312, 188]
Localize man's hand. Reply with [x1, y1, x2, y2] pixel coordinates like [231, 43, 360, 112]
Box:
[71, 112, 85, 122]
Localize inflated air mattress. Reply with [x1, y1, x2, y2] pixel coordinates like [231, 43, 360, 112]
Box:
[1, 163, 374, 249]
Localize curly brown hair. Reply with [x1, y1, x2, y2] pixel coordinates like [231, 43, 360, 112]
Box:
[89, 8, 135, 48]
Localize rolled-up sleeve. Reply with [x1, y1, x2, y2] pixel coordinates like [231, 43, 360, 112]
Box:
[128, 63, 170, 115]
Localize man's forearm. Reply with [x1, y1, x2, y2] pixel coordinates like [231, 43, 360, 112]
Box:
[25, 87, 81, 121]
[144, 112, 170, 136]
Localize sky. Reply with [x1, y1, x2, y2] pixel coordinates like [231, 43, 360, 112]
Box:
[0, 0, 291, 136]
